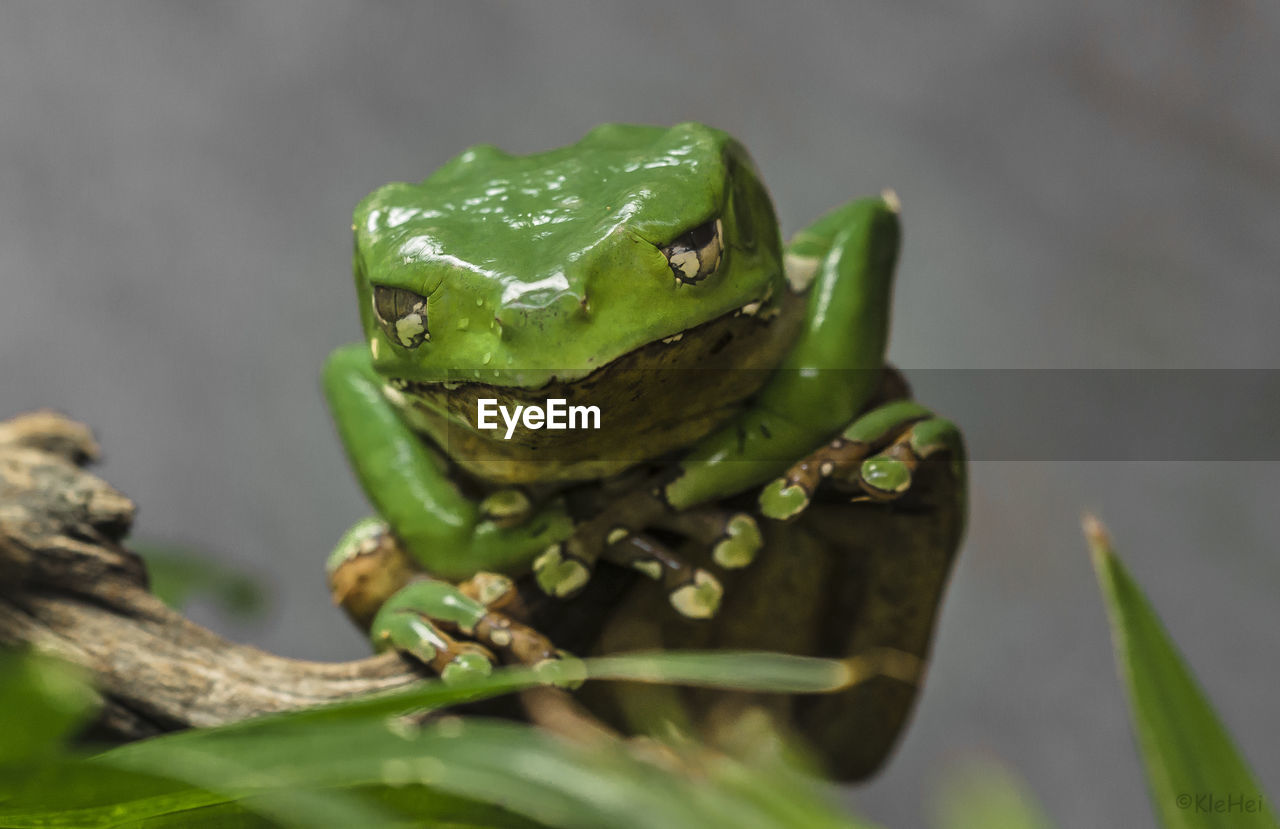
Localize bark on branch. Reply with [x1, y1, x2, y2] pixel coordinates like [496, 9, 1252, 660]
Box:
[0, 411, 425, 741]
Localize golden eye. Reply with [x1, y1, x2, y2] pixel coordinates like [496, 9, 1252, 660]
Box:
[372, 285, 430, 348]
[661, 218, 722, 285]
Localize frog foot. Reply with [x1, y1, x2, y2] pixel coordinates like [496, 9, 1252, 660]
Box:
[655, 508, 763, 570]
[857, 416, 963, 502]
[601, 532, 724, 619]
[532, 489, 756, 619]
[760, 400, 950, 520]
[531, 489, 668, 600]
[533, 542, 594, 598]
[371, 596, 496, 685]
[453, 574, 586, 689]
[372, 572, 579, 687]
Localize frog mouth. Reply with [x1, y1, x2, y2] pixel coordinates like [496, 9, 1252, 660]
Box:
[387, 289, 794, 396]
[379, 291, 804, 483]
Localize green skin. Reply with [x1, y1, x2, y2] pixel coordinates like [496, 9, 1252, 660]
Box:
[324, 123, 965, 703]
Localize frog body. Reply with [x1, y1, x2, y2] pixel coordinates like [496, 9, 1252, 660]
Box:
[324, 123, 966, 780]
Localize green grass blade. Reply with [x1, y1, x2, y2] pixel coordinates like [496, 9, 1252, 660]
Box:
[4, 649, 872, 828]
[1085, 515, 1277, 829]
[134, 648, 860, 740]
[100, 716, 865, 829]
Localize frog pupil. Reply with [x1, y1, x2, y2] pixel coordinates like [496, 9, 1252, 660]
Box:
[680, 219, 717, 251]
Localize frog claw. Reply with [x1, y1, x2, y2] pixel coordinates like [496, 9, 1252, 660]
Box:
[669, 570, 723, 619]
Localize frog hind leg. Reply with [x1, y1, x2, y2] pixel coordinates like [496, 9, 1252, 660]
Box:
[663, 195, 902, 510]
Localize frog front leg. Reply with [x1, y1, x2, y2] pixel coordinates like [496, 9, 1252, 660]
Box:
[537, 197, 905, 615]
[325, 345, 586, 668]
[324, 344, 574, 580]
[663, 195, 903, 510]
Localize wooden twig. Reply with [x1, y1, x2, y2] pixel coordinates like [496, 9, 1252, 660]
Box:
[0, 411, 425, 740]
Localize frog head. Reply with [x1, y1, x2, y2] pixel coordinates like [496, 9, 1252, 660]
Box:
[353, 123, 803, 482]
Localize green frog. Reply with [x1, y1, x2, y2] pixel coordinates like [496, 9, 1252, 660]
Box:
[324, 122, 966, 779]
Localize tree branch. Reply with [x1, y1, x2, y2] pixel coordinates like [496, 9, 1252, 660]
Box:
[0, 411, 425, 740]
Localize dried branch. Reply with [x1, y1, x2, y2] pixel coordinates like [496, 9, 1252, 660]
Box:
[0, 411, 425, 740]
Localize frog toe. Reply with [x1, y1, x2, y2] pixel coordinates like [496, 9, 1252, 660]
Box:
[759, 477, 812, 521]
[668, 570, 724, 619]
[371, 603, 496, 679]
[533, 650, 587, 690]
[711, 513, 762, 569]
[533, 542, 593, 598]
[855, 416, 963, 502]
[439, 650, 494, 685]
[858, 455, 914, 500]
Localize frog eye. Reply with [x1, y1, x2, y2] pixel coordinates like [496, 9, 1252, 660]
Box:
[661, 218, 723, 286]
[372, 285, 430, 348]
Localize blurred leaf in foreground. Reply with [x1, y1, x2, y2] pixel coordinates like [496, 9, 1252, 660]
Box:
[0, 649, 98, 764]
[934, 756, 1055, 829]
[135, 543, 266, 618]
[0, 648, 882, 828]
[1085, 514, 1277, 829]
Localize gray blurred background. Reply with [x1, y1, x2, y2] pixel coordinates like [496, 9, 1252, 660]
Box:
[2, 2, 1277, 825]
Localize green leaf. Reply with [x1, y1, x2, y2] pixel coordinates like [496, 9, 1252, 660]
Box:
[100, 717, 865, 829]
[134, 543, 266, 617]
[0, 649, 98, 764]
[0, 757, 407, 829]
[934, 757, 1055, 829]
[1085, 515, 1278, 829]
[139, 648, 863, 740]
[2, 649, 876, 828]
